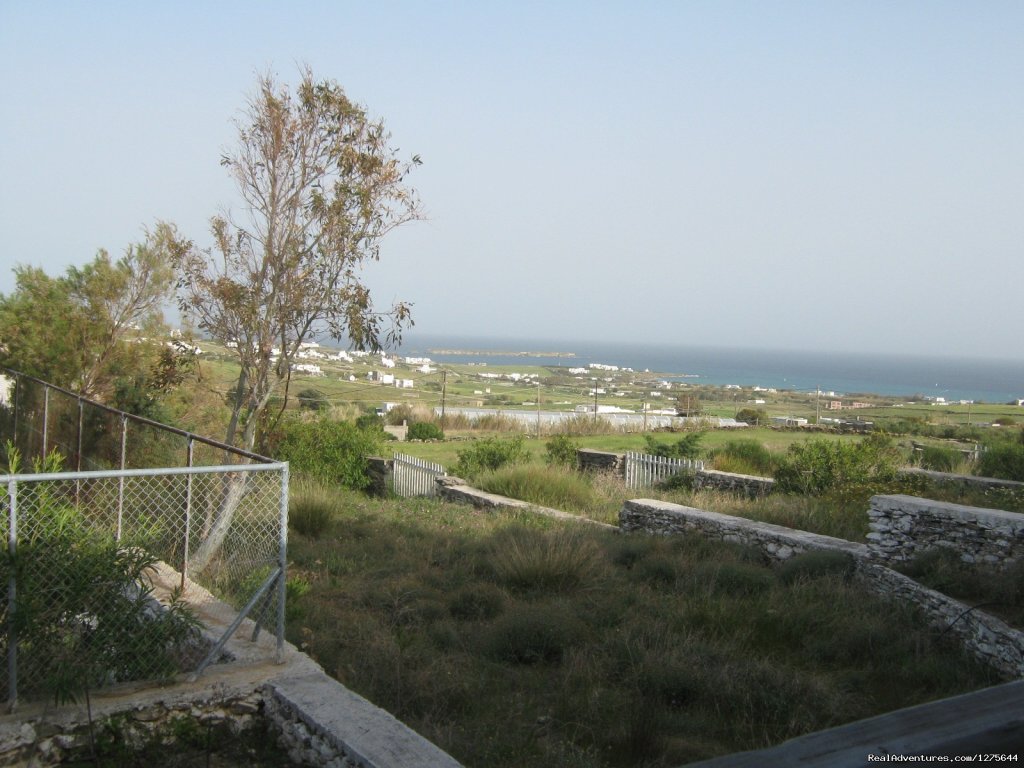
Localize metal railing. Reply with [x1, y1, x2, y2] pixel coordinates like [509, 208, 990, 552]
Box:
[0, 368, 289, 708]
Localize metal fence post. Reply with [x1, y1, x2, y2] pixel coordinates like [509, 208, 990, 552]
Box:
[182, 438, 194, 589]
[41, 386, 49, 459]
[6, 478, 18, 710]
[117, 414, 127, 541]
[75, 398, 84, 505]
[11, 374, 18, 447]
[277, 462, 289, 663]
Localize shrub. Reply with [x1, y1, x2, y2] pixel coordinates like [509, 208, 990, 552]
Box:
[475, 464, 598, 513]
[448, 584, 505, 620]
[918, 444, 961, 473]
[776, 550, 856, 584]
[289, 476, 344, 538]
[296, 388, 328, 411]
[709, 439, 776, 476]
[489, 526, 603, 593]
[977, 443, 1024, 482]
[1, 475, 201, 702]
[693, 561, 775, 597]
[545, 434, 579, 467]
[734, 408, 768, 426]
[774, 434, 900, 495]
[644, 432, 704, 460]
[272, 416, 382, 490]
[384, 403, 414, 425]
[452, 435, 528, 479]
[482, 603, 585, 664]
[408, 421, 444, 441]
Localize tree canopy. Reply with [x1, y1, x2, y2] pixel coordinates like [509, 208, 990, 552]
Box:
[176, 67, 422, 451]
[0, 223, 186, 401]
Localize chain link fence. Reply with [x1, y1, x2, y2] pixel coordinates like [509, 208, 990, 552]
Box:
[0, 369, 289, 708]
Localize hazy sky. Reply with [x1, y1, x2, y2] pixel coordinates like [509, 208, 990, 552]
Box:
[1, 2, 1021, 360]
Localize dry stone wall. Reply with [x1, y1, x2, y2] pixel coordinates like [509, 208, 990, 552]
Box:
[619, 499, 865, 561]
[692, 469, 774, 497]
[899, 467, 1024, 494]
[867, 494, 1024, 567]
[576, 449, 623, 474]
[620, 498, 1024, 678]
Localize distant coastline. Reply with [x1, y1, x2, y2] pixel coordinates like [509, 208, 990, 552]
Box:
[402, 334, 1024, 404]
[428, 348, 576, 359]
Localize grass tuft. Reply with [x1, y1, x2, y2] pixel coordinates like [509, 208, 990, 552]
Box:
[288, 475, 344, 538]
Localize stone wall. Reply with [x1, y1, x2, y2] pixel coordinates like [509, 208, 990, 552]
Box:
[692, 469, 775, 497]
[365, 456, 393, 497]
[619, 498, 1024, 678]
[437, 478, 617, 530]
[576, 449, 622, 474]
[620, 499, 865, 561]
[899, 467, 1024, 494]
[856, 562, 1024, 678]
[867, 494, 1024, 567]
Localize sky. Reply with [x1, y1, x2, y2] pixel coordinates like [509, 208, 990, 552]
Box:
[1, 1, 1022, 360]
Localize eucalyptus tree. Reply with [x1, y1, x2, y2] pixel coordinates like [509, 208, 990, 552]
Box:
[177, 67, 422, 452]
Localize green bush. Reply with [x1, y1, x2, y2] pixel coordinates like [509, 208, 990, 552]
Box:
[545, 434, 579, 467]
[774, 434, 900, 495]
[1, 474, 201, 702]
[452, 435, 528, 479]
[272, 416, 383, 490]
[408, 421, 444, 441]
[644, 432, 705, 460]
[919, 445, 961, 473]
[734, 408, 768, 426]
[977, 443, 1024, 482]
[296, 388, 328, 411]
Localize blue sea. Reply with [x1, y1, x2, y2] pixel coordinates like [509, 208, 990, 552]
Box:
[397, 334, 1024, 405]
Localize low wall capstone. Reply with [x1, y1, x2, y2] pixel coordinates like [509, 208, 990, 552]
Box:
[899, 467, 1024, 494]
[692, 469, 774, 497]
[576, 449, 622, 473]
[868, 494, 1024, 567]
[619, 498, 864, 561]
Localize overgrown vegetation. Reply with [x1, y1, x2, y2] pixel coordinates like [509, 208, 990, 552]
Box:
[269, 415, 383, 491]
[774, 434, 901, 495]
[643, 431, 705, 460]
[977, 440, 1024, 482]
[1, 448, 202, 704]
[452, 435, 529, 479]
[475, 464, 600, 514]
[287, 488, 1001, 768]
[899, 547, 1024, 629]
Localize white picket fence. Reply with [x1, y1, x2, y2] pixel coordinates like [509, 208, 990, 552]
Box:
[392, 453, 446, 497]
[624, 451, 703, 489]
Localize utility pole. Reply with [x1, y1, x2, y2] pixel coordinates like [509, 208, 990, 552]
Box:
[643, 402, 648, 432]
[536, 381, 541, 438]
[440, 369, 447, 427]
[815, 386, 820, 425]
[593, 388, 598, 421]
